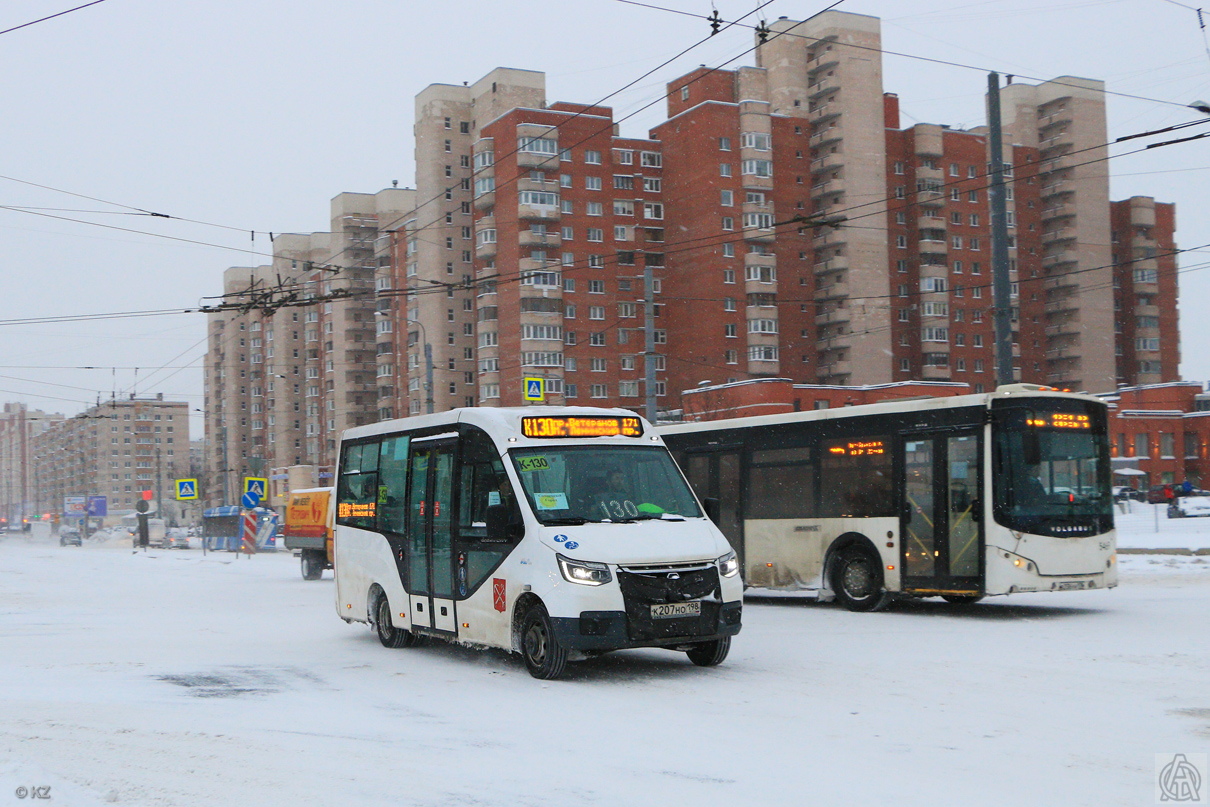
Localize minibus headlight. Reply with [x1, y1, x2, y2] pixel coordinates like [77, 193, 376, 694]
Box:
[718, 550, 740, 578]
[557, 554, 612, 586]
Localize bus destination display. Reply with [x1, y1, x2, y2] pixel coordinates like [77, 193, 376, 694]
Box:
[521, 416, 643, 439]
[1026, 413, 1091, 430]
[826, 439, 886, 457]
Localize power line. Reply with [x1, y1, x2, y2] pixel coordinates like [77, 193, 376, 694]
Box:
[0, 0, 110, 37]
[615, 0, 1199, 110]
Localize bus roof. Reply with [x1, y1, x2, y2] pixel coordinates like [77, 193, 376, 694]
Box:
[657, 385, 1104, 437]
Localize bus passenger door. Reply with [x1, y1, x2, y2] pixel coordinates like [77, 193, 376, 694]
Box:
[900, 431, 982, 595]
[684, 448, 744, 572]
[407, 438, 458, 634]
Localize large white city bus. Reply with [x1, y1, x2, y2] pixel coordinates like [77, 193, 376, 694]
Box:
[658, 384, 1117, 611]
[333, 407, 743, 679]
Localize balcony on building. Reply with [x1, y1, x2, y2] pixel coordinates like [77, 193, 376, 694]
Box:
[517, 150, 559, 171]
[1042, 249, 1079, 270]
[518, 228, 561, 250]
[814, 305, 850, 327]
[1044, 292, 1079, 315]
[1041, 227, 1078, 248]
[815, 279, 849, 301]
[1041, 201, 1077, 223]
[817, 361, 852, 383]
[808, 102, 840, 126]
[517, 201, 560, 222]
[809, 122, 843, 149]
[810, 178, 844, 203]
[811, 150, 844, 173]
[812, 255, 845, 277]
[1040, 180, 1073, 201]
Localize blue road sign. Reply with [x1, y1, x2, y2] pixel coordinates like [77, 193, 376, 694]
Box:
[241, 490, 261, 509]
[175, 479, 198, 500]
[524, 377, 545, 402]
[243, 477, 268, 499]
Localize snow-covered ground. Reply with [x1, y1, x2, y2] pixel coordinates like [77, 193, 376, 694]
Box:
[1114, 501, 1210, 551]
[1, 521, 1208, 807]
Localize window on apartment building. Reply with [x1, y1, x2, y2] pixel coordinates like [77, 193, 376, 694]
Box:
[585, 150, 602, 164]
[893, 161, 905, 175]
[614, 175, 634, 190]
[644, 202, 664, 219]
[587, 203, 603, 217]
[616, 150, 633, 165]
[719, 137, 731, 151]
[641, 151, 661, 167]
[613, 199, 634, 216]
[720, 163, 732, 177]
[589, 279, 605, 293]
[586, 176, 602, 191]
[725, 324, 737, 338]
[722, 216, 734, 231]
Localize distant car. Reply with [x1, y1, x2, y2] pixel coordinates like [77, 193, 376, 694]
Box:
[1113, 486, 1145, 502]
[1168, 495, 1210, 518]
[59, 527, 82, 547]
[1147, 484, 1174, 504]
[165, 527, 190, 549]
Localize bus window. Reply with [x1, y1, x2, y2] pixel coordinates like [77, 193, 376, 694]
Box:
[377, 436, 410, 534]
[337, 440, 380, 529]
[747, 447, 816, 519]
[820, 437, 893, 517]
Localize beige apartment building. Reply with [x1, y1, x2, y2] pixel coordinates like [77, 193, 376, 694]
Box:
[1, 403, 63, 525]
[31, 395, 188, 519]
[203, 191, 412, 507]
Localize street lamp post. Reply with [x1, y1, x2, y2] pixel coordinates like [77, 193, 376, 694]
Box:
[380, 311, 433, 415]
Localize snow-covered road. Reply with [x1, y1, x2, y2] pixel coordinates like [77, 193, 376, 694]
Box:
[1, 528, 1208, 807]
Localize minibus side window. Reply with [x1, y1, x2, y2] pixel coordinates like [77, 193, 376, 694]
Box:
[457, 427, 519, 595]
[377, 435, 411, 534]
[337, 440, 380, 529]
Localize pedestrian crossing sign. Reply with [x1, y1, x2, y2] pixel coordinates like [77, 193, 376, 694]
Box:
[524, 377, 545, 402]
[244, 477, 268, 499]
[175, 479, 198, 500]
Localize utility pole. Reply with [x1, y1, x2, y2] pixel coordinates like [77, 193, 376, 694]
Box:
[155, 446, 163, 525]
[988, 72, 1016, 387]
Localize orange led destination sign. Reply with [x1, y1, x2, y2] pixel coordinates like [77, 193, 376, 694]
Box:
[827, 439, 887, 457]
[1026, 413, 1091, 430]
[521, 416, 644, 439]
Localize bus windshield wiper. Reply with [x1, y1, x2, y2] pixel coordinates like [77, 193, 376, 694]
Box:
[542, 516, 591, 525]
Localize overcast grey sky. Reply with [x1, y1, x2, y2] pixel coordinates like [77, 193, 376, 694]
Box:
[2, 0, 1207, 433]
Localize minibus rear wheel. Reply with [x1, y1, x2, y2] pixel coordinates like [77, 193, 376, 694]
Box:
[520, 603, 568, 680]
[685, 636, 731, 667]
[374, 592, 418, 649]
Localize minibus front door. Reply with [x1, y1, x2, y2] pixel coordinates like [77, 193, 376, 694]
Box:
[406, 439, 458, 635]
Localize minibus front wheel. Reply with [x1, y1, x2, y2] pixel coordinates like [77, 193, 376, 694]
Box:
[520, 603, 569, 680]
[685, 636, 731, 667]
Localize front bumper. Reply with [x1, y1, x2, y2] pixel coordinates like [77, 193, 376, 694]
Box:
[551, 601, 742, 651]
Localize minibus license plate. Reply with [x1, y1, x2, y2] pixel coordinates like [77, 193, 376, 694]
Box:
[1056, 581, 1085, 591]
[650, 601, 701, 619]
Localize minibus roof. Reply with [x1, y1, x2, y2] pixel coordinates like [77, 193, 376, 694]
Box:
[340, 406, 662, 450]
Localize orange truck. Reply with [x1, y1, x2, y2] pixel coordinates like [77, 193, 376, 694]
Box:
[283, 487, 334, 580]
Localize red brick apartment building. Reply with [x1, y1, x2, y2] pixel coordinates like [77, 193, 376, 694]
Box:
[206, 11, 1185, 490]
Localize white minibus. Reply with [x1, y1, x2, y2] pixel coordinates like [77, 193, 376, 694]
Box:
[334, 407, 743, 679]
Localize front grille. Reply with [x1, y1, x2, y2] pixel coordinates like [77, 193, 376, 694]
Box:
[616, 565, 721, 642]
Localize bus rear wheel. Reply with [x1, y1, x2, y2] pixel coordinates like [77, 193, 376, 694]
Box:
[832, 547, 890, 613]
[374, 593, 418, 648]
[685, 636, 731, 667]
[520, 604, 568, 680]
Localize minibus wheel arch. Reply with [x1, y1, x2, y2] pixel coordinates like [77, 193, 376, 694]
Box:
[511, 592, 544, 653]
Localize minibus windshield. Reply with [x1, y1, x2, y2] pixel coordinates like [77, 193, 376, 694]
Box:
[510, 445, 703, 524]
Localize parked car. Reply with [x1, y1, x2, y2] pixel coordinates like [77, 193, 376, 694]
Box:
[1168, 495, 1210, 518]
[1148, 484, 1174, 504]
[59, 527, 82, 547]
[1113, 486, 1145, 502]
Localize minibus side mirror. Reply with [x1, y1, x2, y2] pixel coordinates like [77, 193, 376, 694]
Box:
[485, 504, 522, 543]
[702, 497, 721, 525]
